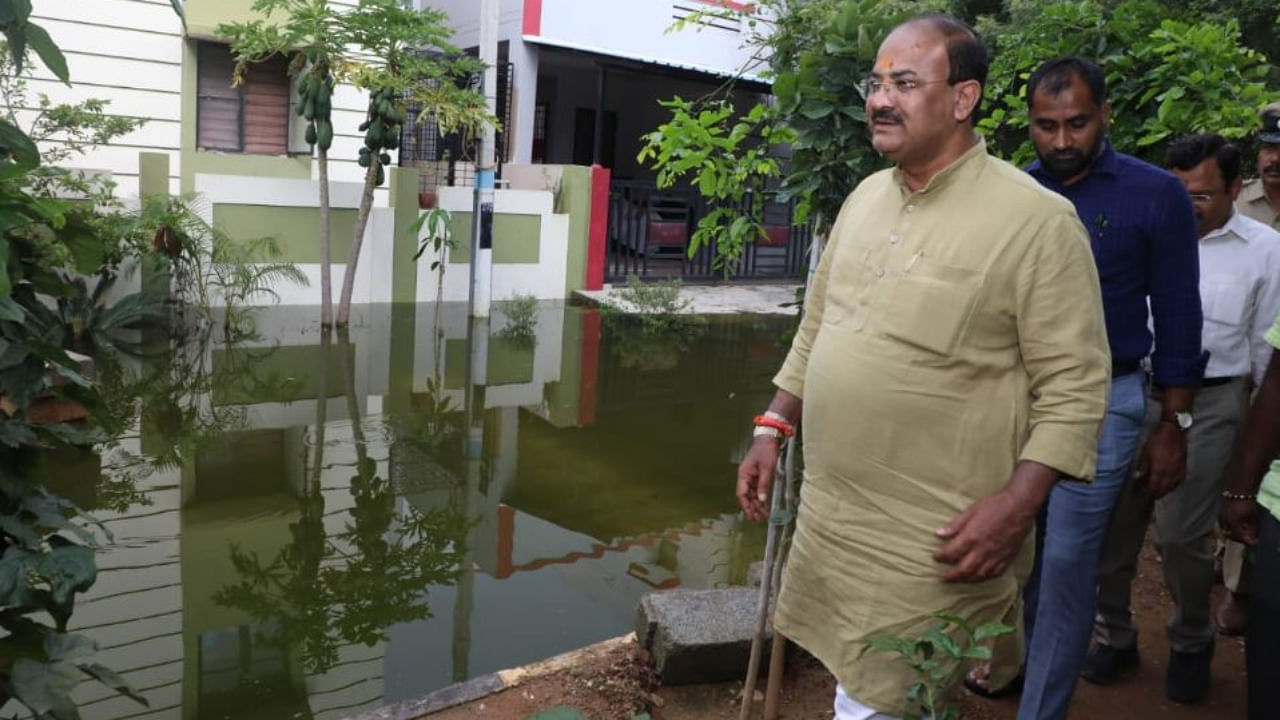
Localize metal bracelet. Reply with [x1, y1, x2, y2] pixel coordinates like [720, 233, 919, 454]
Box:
[1222, 490, 1258, 501]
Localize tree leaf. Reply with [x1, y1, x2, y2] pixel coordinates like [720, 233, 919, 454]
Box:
[0, 418, 38, 448]
[0, 295, 24, 322]
[31, 543, 97, 605]
[79, 662, 150, 707]
[3, 26, 25, 74]
[24, 22, 68, 85]
[45, 632, 98, 662]
[0, 235, 10, 299]
[0, 118, 39, 167]
[973, 621, 1015, 642]
[10, 657, 83, 719]
[169, 0, 186, 28]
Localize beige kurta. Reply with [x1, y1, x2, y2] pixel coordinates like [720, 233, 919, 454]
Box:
[1239, 179, 1280, 231]
[772, 140, 1110, 714]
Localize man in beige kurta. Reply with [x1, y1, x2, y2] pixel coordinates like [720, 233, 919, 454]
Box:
[736, 16, 1111, 718]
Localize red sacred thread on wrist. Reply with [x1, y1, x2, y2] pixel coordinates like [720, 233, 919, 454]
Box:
[753, 415, 794, 437]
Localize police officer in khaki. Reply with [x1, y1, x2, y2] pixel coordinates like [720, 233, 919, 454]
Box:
[1238, 101, 1280, 231]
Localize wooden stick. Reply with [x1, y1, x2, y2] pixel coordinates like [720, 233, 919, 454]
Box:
[763, 435, 798, 720]
[738, 451, 787, 720]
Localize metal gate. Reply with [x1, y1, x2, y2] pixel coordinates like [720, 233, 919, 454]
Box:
[606, 180, 812, 282]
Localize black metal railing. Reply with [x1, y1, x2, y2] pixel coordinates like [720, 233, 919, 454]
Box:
[400, 62, 514, 191]
[606, 179, 812, 282]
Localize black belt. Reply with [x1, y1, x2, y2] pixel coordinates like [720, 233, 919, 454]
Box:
[1112, 358, 1141, 377]
[1202, 376, 1241, 388]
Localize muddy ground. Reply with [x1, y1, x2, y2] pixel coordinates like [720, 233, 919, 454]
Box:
[426, 536, 1247, 720]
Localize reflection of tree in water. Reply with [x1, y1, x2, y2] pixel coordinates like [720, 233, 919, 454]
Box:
[212, 331, 470, 674]
[604, 312, 707, 371]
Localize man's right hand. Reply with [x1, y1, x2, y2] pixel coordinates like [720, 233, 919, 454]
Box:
[736, 437, 780, 522]
[1220, 496, 1260, 546]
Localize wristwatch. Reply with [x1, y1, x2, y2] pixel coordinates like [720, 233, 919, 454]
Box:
[1164, 411, 1193, 430]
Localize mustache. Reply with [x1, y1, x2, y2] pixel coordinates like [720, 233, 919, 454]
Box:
[1263, 163, 1280, 174]
[871, 108, 903, 125]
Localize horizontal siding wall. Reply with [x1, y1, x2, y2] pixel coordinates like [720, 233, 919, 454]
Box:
[32, 0, 184, 197]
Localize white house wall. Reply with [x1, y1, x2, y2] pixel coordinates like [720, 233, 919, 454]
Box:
[32, 0, 185, 197]
[532, 0, 767, 80]
[430, 186, 569, 303]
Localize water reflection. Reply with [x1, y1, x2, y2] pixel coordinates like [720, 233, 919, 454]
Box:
[23, 301, 790, 720]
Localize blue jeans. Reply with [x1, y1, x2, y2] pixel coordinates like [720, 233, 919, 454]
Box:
[1017, 371, 1147, 720]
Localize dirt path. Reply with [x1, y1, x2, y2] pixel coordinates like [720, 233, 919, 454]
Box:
[426, 536, 1247, 720]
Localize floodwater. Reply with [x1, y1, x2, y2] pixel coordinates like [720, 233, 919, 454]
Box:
[25, 301, 794, 720]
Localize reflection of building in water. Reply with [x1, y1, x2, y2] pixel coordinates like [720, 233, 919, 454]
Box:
[36, 301, 788, 719]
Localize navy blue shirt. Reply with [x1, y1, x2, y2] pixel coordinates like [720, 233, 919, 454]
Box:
[1029, 142, 1203, 387]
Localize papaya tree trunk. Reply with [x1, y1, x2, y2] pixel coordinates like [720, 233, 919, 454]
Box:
[319, 146, 334, 328]
[336, 159, 380, 326]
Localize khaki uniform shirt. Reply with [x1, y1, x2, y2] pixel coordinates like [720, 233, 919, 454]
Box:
[772, 140, 1110, 714]
[1239, 179, 1280, 231]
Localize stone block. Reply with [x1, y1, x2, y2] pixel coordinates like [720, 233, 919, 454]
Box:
[635, 588, 773, 685]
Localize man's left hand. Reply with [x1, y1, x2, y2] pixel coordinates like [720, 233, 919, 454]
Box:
[934, 489, 1036, 583]
[1136, 422, 1186, 498]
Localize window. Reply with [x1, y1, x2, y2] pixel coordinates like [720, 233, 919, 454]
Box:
[197, 42, 290, 154]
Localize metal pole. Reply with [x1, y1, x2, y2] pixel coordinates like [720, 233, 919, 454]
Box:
[592, 63, 607, 165]
[469, 0, 499, 319]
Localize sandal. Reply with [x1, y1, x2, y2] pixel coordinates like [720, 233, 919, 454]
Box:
[962, 667, 1025, 699]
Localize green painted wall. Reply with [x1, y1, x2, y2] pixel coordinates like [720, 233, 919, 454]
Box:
[448, 213, 542, 264]
[443, 336, 535, 388]
[186, 0, 273, 39]
[211, 343, 345, 406]
[139, 152, 169, 197]
[544, 306, 586, 428]
[212, 204, 357, 264]
[558, 167, 592, 293]
[390, 168, 420, 304]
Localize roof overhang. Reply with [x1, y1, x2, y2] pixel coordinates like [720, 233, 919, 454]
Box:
[523, 34, 771, 90]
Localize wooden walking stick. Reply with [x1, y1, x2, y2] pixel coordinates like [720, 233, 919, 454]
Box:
[738, 447, 787, 720]
[762, 435, 798, 720]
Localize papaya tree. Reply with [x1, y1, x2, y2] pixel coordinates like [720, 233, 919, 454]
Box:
[220, 0, 492, 328]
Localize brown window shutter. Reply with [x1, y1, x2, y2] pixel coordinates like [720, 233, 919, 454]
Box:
[243, 54, 290, 155]
[197, 43, 241, 152]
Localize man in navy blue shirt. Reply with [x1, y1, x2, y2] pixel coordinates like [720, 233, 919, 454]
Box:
[1007, 57, 1202, 720]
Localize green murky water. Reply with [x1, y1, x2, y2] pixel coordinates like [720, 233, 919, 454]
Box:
[32, 302, 792, 720]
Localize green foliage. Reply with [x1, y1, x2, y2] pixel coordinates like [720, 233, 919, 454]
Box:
[410, 206, 454, 269]
[977, 0, 1273, 166]
[772, 0, 948, 231]
[498, 293, 539, 349]
[0, 11, 154, 717]
[860, 612, 1014, 720]
[638, 100, 793, 272]
[612, 275, 693, 319]
[54, 274, 168, 353]
[213, 334, 471, 674]
[138, 195, 308, 340]
[0, 1, 186, 712]
[603, 277, 705, 370]
[0, 42, 145, 169]
[647, 0, 1278, 272]
[219, 0, 494, 325]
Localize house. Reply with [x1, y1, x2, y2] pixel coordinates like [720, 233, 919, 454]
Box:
[415, 0, 771, 181]
[23, 0, 591, 305]
[28, 0, 377, 198]
[415, 0, 813, 282]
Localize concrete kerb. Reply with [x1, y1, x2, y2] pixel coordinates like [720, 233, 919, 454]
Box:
[574, 283, 801, 316]
[343, 634, 637, 720]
